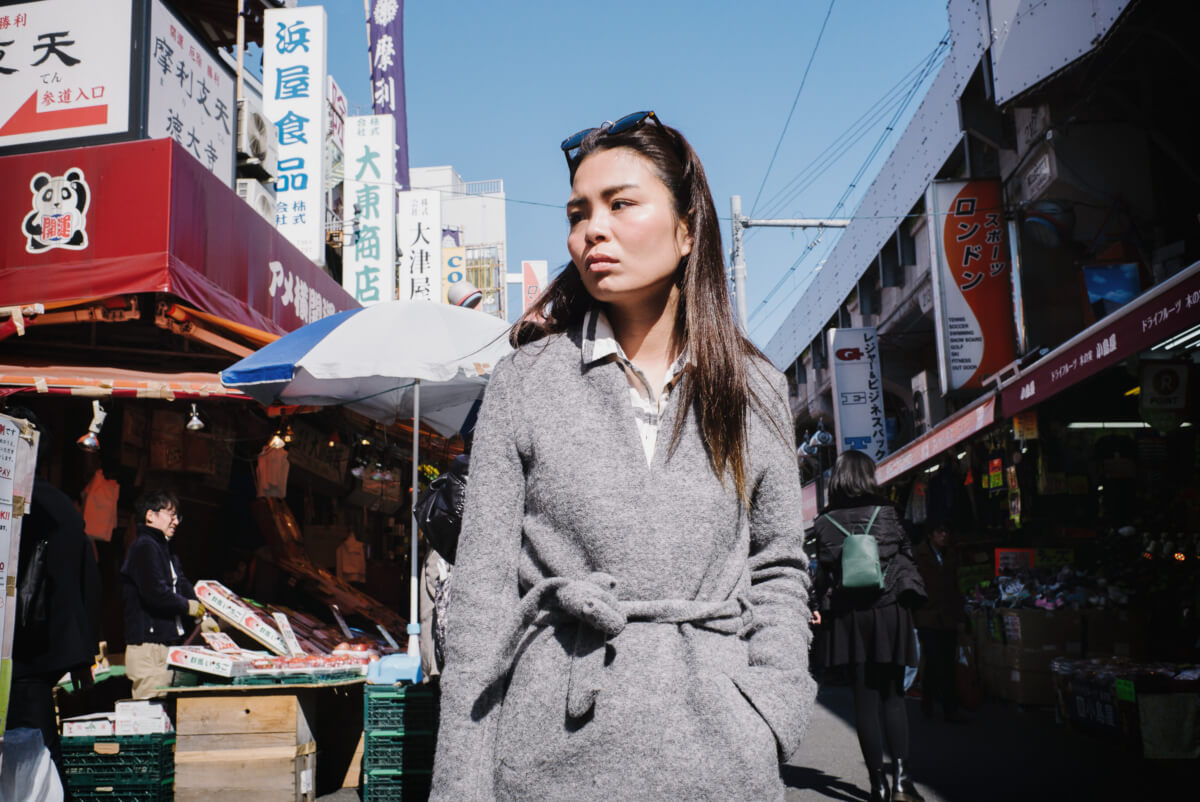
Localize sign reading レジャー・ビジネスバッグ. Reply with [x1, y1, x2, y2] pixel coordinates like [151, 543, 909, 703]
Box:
[926, 179, 1018, 390]
[263, 5, 327, 265]
[829, 327, 889, 462]
[342, 114, 396, 306]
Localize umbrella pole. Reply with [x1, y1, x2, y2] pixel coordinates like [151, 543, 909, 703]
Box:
[408, 379, 421, 658]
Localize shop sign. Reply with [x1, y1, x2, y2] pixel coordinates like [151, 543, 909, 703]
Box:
[875, 395, 997, 485]
[522, 260, 548, 312]
[324, 75, 345, 190]
[1001, 262, 1200, 416]
[1139, 361, 1189, 432]
[0, 0, 134, 151]
[367, 0, 409, 190]
[147, 0, 235, 187]
[342, 114, 396, 305]
[397, 189, 441, 301]
[926, 179, 1018, 390]
[442, 246, 466, 304]
[1012, 410, 1038, 440]
[828, 327, 887, 461]
[263, 6, 327, 264]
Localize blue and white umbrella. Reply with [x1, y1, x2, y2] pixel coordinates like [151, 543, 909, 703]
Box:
[221, 300, 511, 657]
[220, 300, 511, 436]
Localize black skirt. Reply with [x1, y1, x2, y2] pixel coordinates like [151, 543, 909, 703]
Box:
[813, 602, 919, 669]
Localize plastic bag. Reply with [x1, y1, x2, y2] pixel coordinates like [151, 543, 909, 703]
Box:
[0, 727, 64, 802]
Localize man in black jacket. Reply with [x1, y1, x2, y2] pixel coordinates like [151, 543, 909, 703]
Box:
[120, 490, 203, 698]
[7, 407, 102, 799]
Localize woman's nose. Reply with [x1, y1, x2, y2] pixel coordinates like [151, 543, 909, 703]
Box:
[586, 210, 610, 242]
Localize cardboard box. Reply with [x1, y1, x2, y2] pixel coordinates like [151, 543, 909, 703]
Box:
[195, 580, 288, 656]
[166, 646, 250, 678]
[62, 713, 115, 738]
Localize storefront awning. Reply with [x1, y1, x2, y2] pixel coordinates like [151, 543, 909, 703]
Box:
[0, 361, 249, 400]
[1000, 261, 1200, 416]
[875, 393, 997, 485]
[0, 138, 357, 340]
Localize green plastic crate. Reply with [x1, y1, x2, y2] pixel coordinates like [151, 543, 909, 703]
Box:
[61, 734, 175, 785]
[67, 775, 174, 802]
[364, 683, 438, 732]
[363, 768, 433, 802]
[363, 729, 437, 772]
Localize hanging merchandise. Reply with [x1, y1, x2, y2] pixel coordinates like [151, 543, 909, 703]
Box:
[337, 534, 367, 583]
[905, 477, 928, 524]
[1012, 410, 1039, 441]
[81, 468, 120, 541]
[986, 448, 1005, 493]
[256, 446, 290, 498]
[1008, 489, 1022, 527]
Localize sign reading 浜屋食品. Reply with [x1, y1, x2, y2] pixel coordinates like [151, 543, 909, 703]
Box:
[0, 0, 134, 151]
[342, 115, 396, 306]
[829, 327, 888, 462]
[263, 6, 326, 265]
[147, 0, 235, 187]
[368, 0, 408, 191]
[397, 189, 441, 302]
[926, 179, 1018, 390]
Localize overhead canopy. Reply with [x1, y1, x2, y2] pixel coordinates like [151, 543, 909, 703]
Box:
[875, 394, 997, 485]
[0, 138, 357, 341]
[0, 360, 248, 400]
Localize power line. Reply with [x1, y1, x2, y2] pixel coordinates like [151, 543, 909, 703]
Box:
[748, 38, 949, 232]
[747, 0, 838, 219]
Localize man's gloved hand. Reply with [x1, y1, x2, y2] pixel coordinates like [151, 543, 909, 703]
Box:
[187, 599, 205, 618]
[200, 615, 220, 633]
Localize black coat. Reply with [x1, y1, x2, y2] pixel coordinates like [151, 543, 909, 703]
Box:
[120, 524, 197, 646]
[13, 480, 101, 679]
[812, 493, 926, 615]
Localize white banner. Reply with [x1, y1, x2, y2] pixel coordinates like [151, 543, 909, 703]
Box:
[343, 114, 396, 305]
[0, 0, 134, 150]
[522, 260, 548, 312]
[148, 0, 235, 186]
[828, 327, 889, 462]
[397, 189, 442, 301]
[263, 6, 326, 264]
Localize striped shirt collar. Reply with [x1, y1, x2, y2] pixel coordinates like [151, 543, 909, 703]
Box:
[581, 306, 689, 377]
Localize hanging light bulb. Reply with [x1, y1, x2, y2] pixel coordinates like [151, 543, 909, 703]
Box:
[350, 460, 366, 478]
[76, 400, 107, 452]
[268, 428, 286, 449]
[369, 463, 388, 482]
[327, 431, 340, 448]
[186, 403, 205, 431]
[283, 421, 295, 444]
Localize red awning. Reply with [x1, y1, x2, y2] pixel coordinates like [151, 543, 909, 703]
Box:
[875, 394, 997, 485]
[0, 138, 357, 339]
[1000, 261, 1200, 416]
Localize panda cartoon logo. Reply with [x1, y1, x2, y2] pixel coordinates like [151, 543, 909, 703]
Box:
[23, 168, 91, 253]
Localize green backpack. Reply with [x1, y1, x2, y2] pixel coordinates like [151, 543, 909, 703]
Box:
[827, 506, 886, 591]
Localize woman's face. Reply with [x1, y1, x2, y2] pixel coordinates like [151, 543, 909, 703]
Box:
[566, 147, 692, 311]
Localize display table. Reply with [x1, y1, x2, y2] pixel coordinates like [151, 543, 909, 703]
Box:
[165, 677, 365, 801]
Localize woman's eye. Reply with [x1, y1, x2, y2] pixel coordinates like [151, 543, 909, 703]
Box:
[611, 199, 631, 210]
[567, 212, 583, 225]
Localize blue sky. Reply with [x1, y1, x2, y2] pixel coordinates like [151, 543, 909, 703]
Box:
[303, 0, 948, 349]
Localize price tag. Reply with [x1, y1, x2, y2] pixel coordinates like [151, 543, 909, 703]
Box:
[1114, 678, 1135, 703]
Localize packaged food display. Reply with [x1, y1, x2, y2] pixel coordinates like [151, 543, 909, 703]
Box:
[195, 580, 289, 656]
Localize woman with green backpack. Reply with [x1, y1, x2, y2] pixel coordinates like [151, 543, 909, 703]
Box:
[812, 449, 927, 802]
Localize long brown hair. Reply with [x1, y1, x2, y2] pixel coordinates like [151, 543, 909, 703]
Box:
[513, 118, 779, 503]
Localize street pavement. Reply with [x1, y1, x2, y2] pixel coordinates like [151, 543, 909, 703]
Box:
[320, 683, 1193, 800]
[784, 683, 1192, 801]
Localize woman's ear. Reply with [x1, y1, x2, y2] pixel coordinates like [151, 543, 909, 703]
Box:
[677, 215, 694, 257]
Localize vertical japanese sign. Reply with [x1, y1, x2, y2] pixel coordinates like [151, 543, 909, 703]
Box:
[0, 0, 133, 150]
[828, 327, 888, 461]
[926, 179, 1018, 390]
[147, 0, 235, 186]
[367, 0, 409, 191]
[0, 415, 29, 735]
[397, 189, 441, 301]
[263, 6, 327, 265]
[442, 246, 466, 304]
[325, 75, 345, 189]
[522, 260, 548, 312]
[342, 114, 395, 305]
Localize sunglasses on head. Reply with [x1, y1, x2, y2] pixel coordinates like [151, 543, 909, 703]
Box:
[560, 110, 663, 167]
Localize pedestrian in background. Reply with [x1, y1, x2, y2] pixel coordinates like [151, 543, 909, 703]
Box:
[120, 490, 205, 699]
[914, 521, 967, 723]
[431, 111, 815, 800]
[812, 450, 926, 802]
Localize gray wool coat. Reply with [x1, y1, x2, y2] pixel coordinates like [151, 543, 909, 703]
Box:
[430, 321, 816, 801]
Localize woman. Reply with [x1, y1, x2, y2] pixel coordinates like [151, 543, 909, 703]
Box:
[431, 112, 816, 801]
[812, 450, 926, 802]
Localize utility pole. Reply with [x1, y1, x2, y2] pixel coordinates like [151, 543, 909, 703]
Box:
[728, 194, 851, 331]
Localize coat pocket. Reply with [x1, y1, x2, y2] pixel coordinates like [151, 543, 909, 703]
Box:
[714, 673, 778, 771]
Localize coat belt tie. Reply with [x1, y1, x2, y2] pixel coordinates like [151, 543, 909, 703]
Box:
[486, 572, 749, 719]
